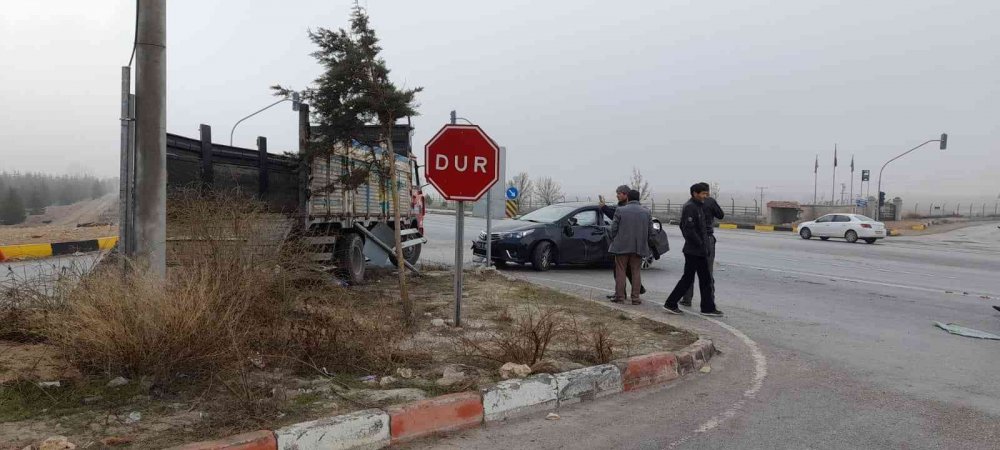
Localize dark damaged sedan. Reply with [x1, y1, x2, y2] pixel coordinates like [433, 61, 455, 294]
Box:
[471, 202, 669, 271]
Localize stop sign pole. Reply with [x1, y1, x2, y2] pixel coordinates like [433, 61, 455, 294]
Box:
[425, 113, 500, 327]
[451, 113, 464, 328]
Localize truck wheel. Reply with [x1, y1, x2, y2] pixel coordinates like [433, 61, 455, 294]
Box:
[531, 241, 555, 271]
[336, 233, 365, 284]
[402, 240, 422, 265]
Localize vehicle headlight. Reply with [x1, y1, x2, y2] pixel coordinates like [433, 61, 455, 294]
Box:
[501, 229, 534, 239]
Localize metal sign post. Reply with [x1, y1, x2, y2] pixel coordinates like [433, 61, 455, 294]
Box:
[485, 190, 492, 268]
[427, 113, 500, 328]
[454, 200, 464, 326]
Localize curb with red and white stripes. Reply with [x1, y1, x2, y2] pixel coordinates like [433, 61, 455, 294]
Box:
[165, 338, 716, 450]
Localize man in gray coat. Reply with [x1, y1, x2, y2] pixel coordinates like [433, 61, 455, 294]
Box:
[609, 190, 656, 304]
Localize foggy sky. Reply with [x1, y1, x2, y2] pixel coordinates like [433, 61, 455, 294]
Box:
[1, 0, 998, 205]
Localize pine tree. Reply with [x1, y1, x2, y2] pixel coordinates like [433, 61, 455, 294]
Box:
[0, 188, 27, 225]
[279, 5, 422, 327]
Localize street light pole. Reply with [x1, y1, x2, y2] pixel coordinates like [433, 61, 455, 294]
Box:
[230, 92, 300, 146]
[875, 134, 947, 221]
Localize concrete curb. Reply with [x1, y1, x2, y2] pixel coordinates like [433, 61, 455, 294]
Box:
[717, 223, 795, 233]
[0, 236, 116, 262]
[170, 338, 716, 450]
[275, 409, 390, 450]
[167, 430, 277, 450]
[387, 392, 483, 443]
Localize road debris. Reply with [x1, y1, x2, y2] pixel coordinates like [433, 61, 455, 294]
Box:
[38, 436, 75, 450]
[546, 413, 561, 420]
[700, 366, 712, 374]
[106, 376, 129, 388]
[37, 381, 61, 388]
[934, 322, 1000, 340]
[499, 362, 532, 379]
[124, 412, 142, 424]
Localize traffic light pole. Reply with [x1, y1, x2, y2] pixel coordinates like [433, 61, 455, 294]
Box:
[875, 135, 947, 221]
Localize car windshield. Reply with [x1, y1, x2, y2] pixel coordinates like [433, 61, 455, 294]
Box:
[518, 205, 577, 223]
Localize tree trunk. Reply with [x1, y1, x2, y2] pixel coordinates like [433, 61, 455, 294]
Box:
[384, 132, 413, 328]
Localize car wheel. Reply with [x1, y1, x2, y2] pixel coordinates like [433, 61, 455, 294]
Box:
[531, 241, 555, 271]
[820, 237, 829, 241]
[864, 238, 877, 244]
[845, 230, 859, 243]
[641, 256, 653, 270]
[799, 228, 812, 239]
[492, 260, 508, 268]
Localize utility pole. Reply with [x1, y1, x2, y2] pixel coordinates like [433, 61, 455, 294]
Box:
[756, 186, 767, 219]
[832, 144, 838, 205]
[134, 0, 167, 276]
[813, 155, 818, 204]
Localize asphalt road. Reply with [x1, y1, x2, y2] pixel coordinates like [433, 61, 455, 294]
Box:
[412, 215, 1000, 449]
[2, 253, 102, 289]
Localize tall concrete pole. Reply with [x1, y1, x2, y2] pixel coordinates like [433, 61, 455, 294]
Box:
[134, 0, 167, 275]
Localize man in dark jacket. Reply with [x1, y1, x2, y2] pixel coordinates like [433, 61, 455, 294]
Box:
[663, 183, 723, 316]
[601, 185, 645, 298]
[681, 189, 725, 307]
[609, 190, 656, 304]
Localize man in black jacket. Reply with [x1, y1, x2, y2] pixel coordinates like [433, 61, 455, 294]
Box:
[601, 185, 645, 298]
[681, 190, 725, 307]
[663, 183, 723, 316]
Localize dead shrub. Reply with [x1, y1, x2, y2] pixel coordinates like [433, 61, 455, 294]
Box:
[285, 297, 413, 375]
[44, 191, 311, 384]
[458, 307, 566, 366]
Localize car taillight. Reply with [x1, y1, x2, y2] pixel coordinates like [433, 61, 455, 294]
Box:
[861, 224, 872, 228]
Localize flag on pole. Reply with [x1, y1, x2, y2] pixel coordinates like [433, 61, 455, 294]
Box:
[834, 146, 838, 167]
[850, 155, 855, 172]
[814, 155, 818, 173]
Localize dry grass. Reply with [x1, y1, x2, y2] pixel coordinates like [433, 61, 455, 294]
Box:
[38, 189, 313, 385]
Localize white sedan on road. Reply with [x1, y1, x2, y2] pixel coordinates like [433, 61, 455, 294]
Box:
[798, 214, 887, 244]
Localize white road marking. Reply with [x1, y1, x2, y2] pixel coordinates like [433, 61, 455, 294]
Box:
[524, 275, 768, 448]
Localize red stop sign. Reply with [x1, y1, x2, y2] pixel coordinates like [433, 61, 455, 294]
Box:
[424, 124, 500, 201]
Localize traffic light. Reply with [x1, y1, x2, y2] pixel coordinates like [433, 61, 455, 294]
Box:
[940, 133, 948, 150]
[879, 191, 886, 207]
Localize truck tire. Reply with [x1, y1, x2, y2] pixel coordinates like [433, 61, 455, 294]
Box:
[336, 233, 365, 284]
[402, 239, 422, 265]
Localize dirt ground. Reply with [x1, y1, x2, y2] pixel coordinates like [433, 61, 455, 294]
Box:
[0, 269, 696, 449]
[0, 224, 118, 246]
[0, 195, 119, 246]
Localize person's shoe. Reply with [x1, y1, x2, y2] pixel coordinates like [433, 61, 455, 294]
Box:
[640, 286, 647, 295]
[611, 298, 625, 304]
[700, 310, 724, 317]
[679, 300, 692, 307]
[631, 298, 642, 305]
[662, 304, 683, 315]
[606, 294, 616, 300]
